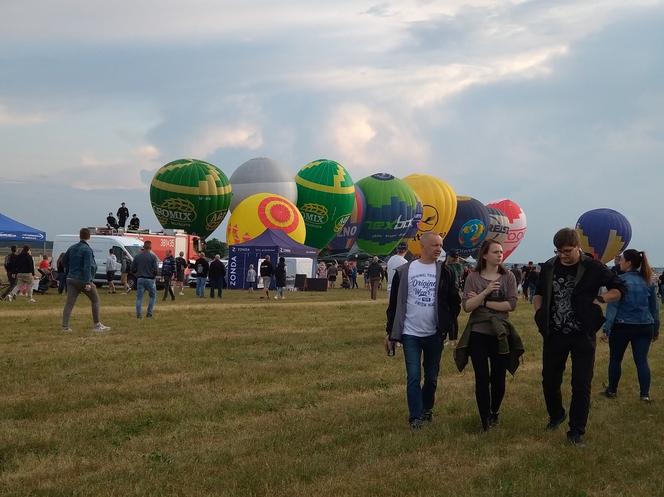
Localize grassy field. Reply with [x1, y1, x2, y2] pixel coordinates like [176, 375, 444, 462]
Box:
[1, 286, 663, 497]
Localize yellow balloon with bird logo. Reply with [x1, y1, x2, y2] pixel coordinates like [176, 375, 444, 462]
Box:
[403, 174, 457, 256]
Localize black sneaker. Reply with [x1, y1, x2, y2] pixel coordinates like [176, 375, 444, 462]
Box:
[421, 410, 433, 422]
[602, 389, 617, 399]
[409, 418, 424, 430]
[488, 412, 499, 428]
[566, 431, 586, 447]
[546, 413, 567, 431]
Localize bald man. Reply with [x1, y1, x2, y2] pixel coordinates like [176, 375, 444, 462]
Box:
[385, 232, 461, 429]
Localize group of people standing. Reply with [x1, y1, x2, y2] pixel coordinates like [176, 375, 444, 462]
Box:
[385, 228, 659, 446]
[105, 202, 140, 231]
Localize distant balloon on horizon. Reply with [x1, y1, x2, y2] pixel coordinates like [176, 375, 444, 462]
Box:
[229, 157, 297, 213]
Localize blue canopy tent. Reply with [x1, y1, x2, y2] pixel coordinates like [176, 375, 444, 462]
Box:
[227, 229, 318, 289]
[0, 212, 47, 242]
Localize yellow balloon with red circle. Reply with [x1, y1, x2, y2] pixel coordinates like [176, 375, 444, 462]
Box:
[226, 192, 307, 245]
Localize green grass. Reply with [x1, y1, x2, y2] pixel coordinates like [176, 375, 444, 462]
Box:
[1, 287, 663, 497]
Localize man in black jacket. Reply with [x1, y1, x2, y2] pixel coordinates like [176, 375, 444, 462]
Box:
[385, 233, 461, 429]
[208, 255, 226, 299]
[117, 202, 129, 228]
[534, 228, 625, 446]
[259, 255, 274, 299]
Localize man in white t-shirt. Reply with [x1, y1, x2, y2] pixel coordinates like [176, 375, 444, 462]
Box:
[386, 243, 408, 295]
[385, 232, 461, 429]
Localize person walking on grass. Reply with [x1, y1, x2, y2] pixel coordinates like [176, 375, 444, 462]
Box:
[454, 240, 523, 432]
[246, 264, 257, 292]
[3, 245, 18, 298]
[6, 246, 37, 303]
[61, 228, 110, 332]
[120, 253, 132, 293]
[161, 250, 176, 301]
[601, 249, 659, 402]
[385, 232, 461, 430]
[132, 240, 158, 319]
[105, 249, 117, 294]
[386, 243, 408, 295]
[259, 255, 274, 299]
[175, 251, 187, 296]
[533, 228, 625, 446]
[274, 256, 287, 299]
[194, 252, 209, 298]
[208, 255, 226, 299]
[367, 256, 382, 300]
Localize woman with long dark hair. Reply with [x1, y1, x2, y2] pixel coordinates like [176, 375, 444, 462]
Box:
[454, 240, 523, 431]
[602, 249, 660, 402]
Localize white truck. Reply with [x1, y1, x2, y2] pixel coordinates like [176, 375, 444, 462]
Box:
[52, 234, 146, 288]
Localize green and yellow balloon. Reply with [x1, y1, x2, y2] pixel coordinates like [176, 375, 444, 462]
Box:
[150, 158, 232, 239]
[295, 159, 355, 250]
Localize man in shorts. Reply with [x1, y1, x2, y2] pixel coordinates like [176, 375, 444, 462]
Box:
[175, 251, 187, 295]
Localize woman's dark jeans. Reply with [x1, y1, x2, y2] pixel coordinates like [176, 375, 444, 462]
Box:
[469, 332, 508, 425]
[608, 323, 653, 397]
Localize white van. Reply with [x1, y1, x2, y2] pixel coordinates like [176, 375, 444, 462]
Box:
[52, 234, 145, 287]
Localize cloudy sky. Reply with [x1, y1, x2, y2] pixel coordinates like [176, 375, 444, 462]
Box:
[1, 0, 663, 263]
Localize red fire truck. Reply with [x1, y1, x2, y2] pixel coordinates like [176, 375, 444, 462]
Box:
[123, 230, 204, 262]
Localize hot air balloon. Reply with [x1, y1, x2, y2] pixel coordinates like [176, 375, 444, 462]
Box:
[443, 196, 490, 257]
[356, 173, 421, 256]
[403, 174, 457, 257]
[229, 157, 297, 213]
[575, 208, 631, 263]
[486, 199, 527, 261]
[226, 193, 306, 245]
[485, 207, 510, 246]
[295, 159, 355, 250]
[150, 158, 232, 239]
[326, 187, 366, 254]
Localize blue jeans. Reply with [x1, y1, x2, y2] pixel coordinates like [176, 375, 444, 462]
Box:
[401, 333, 444, 422]
[136, 278, 156, 317]
[196, 277, 207, 297]
[608, 324, 653, 396]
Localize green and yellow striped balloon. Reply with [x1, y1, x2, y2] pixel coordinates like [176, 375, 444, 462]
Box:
[150, 158, 232, 239]
[295, 159, 355, 250]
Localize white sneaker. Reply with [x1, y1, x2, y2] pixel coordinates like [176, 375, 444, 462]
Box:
[62, 327, 73, 332]
[6, 294, 13, 302]
[29, 298, 37, 303]
[93, 323, 111, 332]
[274, 296, 278, 299]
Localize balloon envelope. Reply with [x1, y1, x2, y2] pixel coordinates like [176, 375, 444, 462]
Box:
[327, 187, 366, 253]
[575, 208, 631, 263]
[229, 157, 297, 213]
[150, 158, 232, 239]
[226, 193, 306, 245]
[486, 199, 527, 261]
[403, 174, 457, 257]
[295, 159, 355, 250]
[356, 173, 421, 256]
[443, 196, 490, 257]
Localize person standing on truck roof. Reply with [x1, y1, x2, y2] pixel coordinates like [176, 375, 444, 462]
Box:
[61, 228, 111, 332]
[117, 202, 129, 228]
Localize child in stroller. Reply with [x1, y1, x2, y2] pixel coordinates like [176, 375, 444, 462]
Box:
[34, 267, 56, 294]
